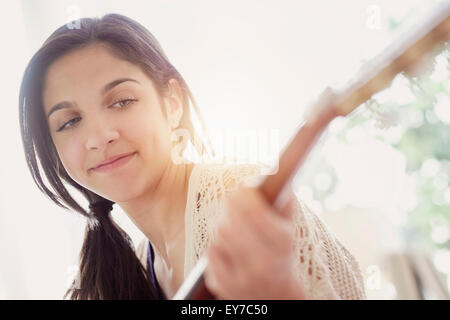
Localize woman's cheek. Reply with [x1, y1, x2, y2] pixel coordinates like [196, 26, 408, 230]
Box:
[130, 113, 171, 159]
[138, 127, 171, 167]
[57, 142, 86, 183]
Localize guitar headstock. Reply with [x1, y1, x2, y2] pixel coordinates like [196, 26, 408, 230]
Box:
[304, 2, 449, 129]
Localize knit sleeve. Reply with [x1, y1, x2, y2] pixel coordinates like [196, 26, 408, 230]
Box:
[188, 161, 366, 299]
[290, 195, 367, 299]
[220, 162, 367, 300]
[185, 162, 265, 277]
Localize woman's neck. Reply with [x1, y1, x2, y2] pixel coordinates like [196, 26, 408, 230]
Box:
[119, 161, 194, 265]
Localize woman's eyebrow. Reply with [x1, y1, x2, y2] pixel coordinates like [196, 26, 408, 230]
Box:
[46, 77, 141, 119]
[101, 77, 140, 96]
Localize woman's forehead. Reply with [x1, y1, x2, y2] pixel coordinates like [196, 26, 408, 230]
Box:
[42, 44, 150, 112]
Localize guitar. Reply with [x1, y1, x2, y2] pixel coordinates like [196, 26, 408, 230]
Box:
[173, 1, 450, 300]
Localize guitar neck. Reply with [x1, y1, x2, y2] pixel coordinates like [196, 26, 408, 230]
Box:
[334, 1, 450, 118]
[261, 2, 450, 208]
[173, 2, 450, 300]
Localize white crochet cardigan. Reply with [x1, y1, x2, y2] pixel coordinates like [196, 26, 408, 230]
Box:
[136, 162, 367, 299]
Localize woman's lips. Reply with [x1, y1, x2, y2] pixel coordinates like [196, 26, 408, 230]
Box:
[91, 152, 136, 173]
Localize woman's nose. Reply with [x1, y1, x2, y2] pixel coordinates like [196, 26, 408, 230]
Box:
[84, 119, 120, 150]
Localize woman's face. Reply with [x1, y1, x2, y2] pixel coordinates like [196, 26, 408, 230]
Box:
[42, 42, 182, 202]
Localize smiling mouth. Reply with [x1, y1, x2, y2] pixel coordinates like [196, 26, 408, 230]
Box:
[90, 152, 137, 173]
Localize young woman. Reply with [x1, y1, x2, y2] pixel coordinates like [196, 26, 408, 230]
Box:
[19, 13, 366, 300]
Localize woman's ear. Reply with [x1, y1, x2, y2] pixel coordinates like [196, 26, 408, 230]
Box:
[164, 78, 184, 130]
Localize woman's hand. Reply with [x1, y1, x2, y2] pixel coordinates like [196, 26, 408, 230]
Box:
[204, 186, 306, 299]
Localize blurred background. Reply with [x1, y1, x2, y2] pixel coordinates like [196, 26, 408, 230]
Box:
[0, 0, 449, 299]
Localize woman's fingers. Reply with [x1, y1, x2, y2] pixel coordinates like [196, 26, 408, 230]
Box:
[214, 203, 272, 275]
[210, 187, 297, 280]
[205, 186, 301, 299]
[225, 187, 296, 253]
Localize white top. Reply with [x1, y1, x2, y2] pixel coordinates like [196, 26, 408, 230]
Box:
[136, 161, 367, 299]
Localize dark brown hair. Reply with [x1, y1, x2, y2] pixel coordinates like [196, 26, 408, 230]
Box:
[18, 13, 212, 299]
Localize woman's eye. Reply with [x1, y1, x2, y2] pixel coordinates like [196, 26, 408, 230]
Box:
[56, 99, 137, 132]
[57, 117, 80, 132]
[111, 98, 136, 108]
